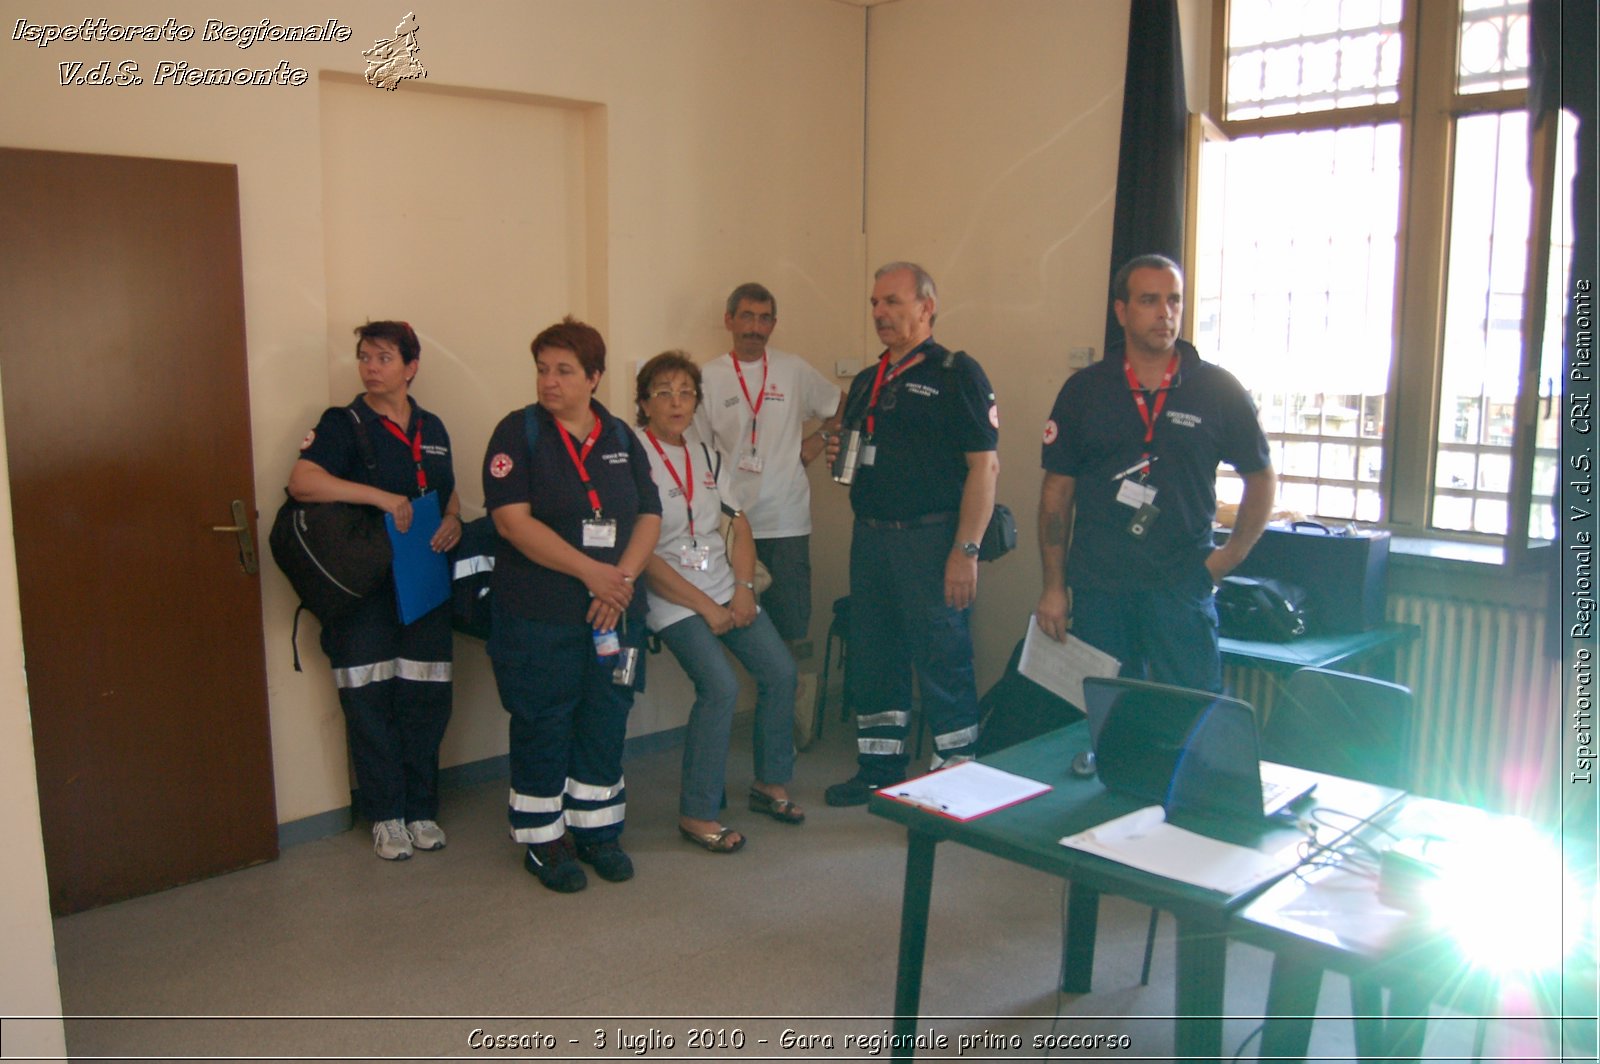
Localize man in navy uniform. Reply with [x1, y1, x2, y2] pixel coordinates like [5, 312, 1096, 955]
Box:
[824, 262, 1000, 806]
[1036, 254, 1275, 691]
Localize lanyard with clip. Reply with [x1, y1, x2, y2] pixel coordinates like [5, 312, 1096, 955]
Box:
[864, 348, 925, 440]
[732, 352, 768, 456]
[644, 430, 697, 541]
[555, 415, 606, 518]
[376, 413, 428, 494]
[1122, 353, 1180, 478]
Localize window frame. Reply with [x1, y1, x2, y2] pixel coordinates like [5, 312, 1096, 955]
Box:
[1196, 0, 1559, 572]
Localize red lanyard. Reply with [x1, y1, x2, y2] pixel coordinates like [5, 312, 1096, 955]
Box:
[644, 429, 696, 539]
[1124, 353, 1180, 463]
[555, 414, 605, 516]
[864, 349, 925, 437]
[732, 352, 768, 453]
[377, 414, 427, 493]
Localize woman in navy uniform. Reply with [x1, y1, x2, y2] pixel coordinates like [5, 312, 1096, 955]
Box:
[289, 320, 462, 861]
[482, 317, 662, 893]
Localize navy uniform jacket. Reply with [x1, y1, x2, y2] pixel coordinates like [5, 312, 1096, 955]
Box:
[1041, 339, 1269, 590]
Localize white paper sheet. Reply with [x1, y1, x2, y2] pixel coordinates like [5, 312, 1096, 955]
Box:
[878, 761, 1051, 821]
[1060, 806, 1303, 895]
[1017, 614, 1121, 710]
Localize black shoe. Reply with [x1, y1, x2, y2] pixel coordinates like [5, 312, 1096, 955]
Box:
[524, 837, 587, 893]
[824, 774, 878, 807]
[575, 838, 634, 883]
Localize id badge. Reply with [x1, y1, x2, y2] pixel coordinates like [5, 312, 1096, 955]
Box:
[592, 627, 621, 658]
[676, 542, 711, 571]
[582, 518, 618, 549]
[859, 443, 877, 468]
[737, 453, 764, 473]
[1115, 478, 1157, 509]
[1128, 502, 1160, 539]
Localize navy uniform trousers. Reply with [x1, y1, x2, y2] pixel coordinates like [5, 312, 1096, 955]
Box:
[488, 608, 641, 846]
[321, 586, 453, 823]
[847, 518, 982, 784]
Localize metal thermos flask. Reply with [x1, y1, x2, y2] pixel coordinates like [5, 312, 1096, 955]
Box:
[831, 429, 864, 485]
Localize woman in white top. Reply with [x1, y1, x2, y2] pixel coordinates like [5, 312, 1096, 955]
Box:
[634, 351, 803, 853]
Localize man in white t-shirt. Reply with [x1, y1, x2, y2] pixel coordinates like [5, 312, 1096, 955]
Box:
[694, 283, 842, 688]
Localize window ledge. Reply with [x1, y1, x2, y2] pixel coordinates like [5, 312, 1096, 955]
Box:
[1387, 535, 1552, 609]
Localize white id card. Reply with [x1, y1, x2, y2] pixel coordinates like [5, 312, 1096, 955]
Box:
[582, 518, 618, 549]
[859, 443, 877, 467]
[676, 542, 711, 571]
[1115, 478, 1157, 509]
[737, 453, 764, 473]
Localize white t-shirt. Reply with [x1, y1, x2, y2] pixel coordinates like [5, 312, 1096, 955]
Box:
[692, 348, 841, 538]
[636, 425, 737, 632]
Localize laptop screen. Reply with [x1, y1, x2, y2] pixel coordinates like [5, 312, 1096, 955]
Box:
[1082, 677, 1264, 818]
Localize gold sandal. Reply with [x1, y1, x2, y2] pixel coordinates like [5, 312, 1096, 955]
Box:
[678, 824, 746, 853]
[748, 788, 806, 824]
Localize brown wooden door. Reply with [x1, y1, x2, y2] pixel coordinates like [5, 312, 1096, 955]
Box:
[0, 147, 277, 914]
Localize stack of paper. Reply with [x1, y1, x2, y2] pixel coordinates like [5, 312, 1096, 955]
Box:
[1061, 806, 1302, 895]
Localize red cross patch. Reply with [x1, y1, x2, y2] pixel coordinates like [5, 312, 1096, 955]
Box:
[1042, 419, 1058, 445]
[989, 403, 1000, 429]
[299, 428, 315, 451]
[489, 452, 514, 478]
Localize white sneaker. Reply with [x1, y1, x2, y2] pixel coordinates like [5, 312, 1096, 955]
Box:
[372, 818, 413, 860]
[407, 819, 446, 851]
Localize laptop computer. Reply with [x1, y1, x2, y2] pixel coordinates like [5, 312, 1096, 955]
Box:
[1081, 676, 1319, 820]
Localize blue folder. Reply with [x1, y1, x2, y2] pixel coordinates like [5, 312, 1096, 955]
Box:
[384, 490, 451, 625]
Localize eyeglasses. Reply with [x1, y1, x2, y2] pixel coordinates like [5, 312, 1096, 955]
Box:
[649, 389, 697, 402]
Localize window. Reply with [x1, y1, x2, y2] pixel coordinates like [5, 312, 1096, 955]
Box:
[1194, 0, 1569, 562]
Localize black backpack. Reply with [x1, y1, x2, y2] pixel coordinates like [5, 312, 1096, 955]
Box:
[270, 403, 392, 666]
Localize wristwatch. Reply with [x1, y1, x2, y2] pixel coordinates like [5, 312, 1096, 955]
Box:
[736, 579, 756, 591]
[959, 541, 981, 558]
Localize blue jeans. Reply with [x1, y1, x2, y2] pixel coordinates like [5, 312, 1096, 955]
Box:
[656, 609, 797, 821]
[1070, 571, 1222, 693]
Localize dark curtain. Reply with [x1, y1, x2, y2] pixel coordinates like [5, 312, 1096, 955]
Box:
[1104, 0, 1189, 351]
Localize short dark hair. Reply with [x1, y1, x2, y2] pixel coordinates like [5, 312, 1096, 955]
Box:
[354, 320, 420, 363]
[725, 282, 777, 318]
[1112, 254, 1184, 304]
[634, 350, 703, 426]
[530, 316, 606, 378]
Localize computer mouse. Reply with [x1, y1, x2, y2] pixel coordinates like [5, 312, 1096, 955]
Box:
[1070, 750, 1097, 778]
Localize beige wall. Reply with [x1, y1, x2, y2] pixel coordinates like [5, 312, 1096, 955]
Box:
[0, 0, 1137, 1037]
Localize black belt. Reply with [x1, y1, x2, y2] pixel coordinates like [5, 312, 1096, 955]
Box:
[857, 512, 957, 531]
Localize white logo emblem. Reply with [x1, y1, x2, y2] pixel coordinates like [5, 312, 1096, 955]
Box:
[489, 453, 514, 478]
[989, 403, 1000, 429]
[1042, 419, 1058, 444]
[300, 429, 316, 451]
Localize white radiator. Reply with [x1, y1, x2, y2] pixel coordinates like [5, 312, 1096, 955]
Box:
[1225, 593, 1561, 822]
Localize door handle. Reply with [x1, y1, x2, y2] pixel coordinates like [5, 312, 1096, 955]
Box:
[211, 499, 259, 575]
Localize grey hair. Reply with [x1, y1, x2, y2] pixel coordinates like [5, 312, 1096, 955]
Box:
[725, 282, 777, 318]
[874, 261, 938, 324]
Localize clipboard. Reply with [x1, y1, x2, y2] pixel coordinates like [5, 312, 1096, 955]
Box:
[384, 490, 450, 624]
[877, 761, 1052, 822]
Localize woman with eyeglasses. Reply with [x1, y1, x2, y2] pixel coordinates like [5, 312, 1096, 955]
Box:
[633, 351, 803, 855]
